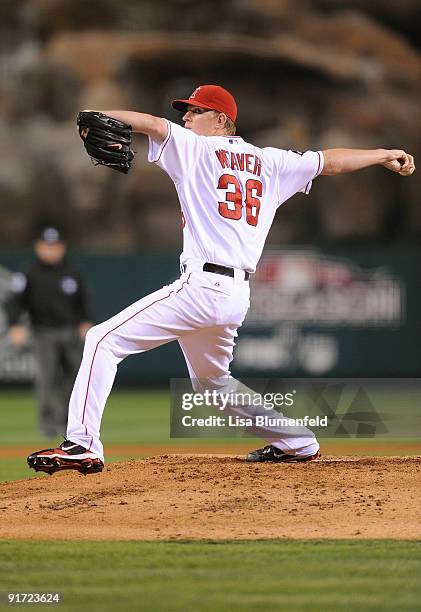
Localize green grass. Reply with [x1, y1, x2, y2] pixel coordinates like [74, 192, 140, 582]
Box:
[0, 388, 242, 446]
[0, 540, 420, 612]
[0, 459, 33, 482]
[0, 389, 171, 446]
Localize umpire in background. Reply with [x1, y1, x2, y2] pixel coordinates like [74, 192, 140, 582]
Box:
[6, 227, 93, 437]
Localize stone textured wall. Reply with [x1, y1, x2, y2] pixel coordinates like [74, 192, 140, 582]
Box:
[0, 0, 420, 250]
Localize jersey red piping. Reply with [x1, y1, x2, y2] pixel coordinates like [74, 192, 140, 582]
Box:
[304, 151, 323, 194]
[153, 121, 172, 163]
[316, 151, 323, 176]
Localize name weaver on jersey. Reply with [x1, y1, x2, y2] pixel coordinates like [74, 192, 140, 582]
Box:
[215, 149, 262, 175]
[27, 84, 415, 475]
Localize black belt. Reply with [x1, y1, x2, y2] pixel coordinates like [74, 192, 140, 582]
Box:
[203, 262, 249, 281]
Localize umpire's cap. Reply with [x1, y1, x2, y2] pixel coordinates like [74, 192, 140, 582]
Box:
[39, 227, 64, 244]
[172, 85, 237, 122]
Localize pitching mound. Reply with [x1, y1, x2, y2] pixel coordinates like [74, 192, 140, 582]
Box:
[1, 455, 420, 540]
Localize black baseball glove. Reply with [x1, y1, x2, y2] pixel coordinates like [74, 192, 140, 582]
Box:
[77, 111, 135, 174]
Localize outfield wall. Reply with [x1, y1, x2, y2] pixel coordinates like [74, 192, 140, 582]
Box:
[0, 247, 420, 383]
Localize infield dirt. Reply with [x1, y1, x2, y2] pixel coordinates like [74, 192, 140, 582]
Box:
[1, 455, 420, 540]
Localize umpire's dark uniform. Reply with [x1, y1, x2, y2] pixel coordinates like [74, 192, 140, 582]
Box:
[6, 228, 92, 437]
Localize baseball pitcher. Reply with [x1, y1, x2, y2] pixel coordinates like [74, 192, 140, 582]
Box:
[28, 85, 415, 474]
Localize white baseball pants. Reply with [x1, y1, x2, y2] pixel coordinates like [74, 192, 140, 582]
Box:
[67, 263, 319, 461]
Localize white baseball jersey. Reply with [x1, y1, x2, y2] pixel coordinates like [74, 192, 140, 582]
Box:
[149, 120, 323, 273]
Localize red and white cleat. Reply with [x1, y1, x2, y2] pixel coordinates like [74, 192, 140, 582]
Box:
[27, 440, 104, 475]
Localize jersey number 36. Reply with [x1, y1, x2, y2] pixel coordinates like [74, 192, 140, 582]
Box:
[217, 174, 262, 227]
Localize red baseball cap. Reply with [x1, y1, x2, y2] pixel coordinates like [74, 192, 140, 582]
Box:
[172, 85, 237, 122]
